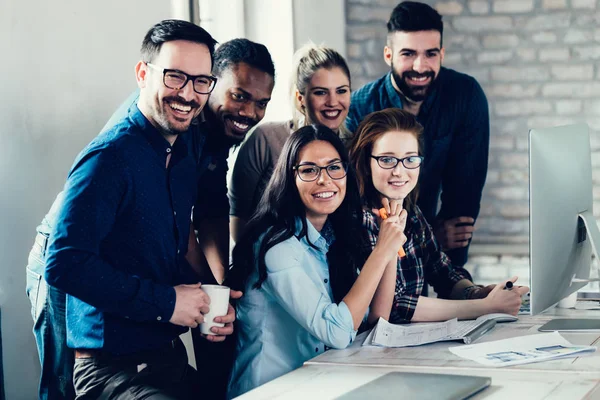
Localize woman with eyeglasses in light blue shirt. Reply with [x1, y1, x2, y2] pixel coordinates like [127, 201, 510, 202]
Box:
[226, 124, 404, 398]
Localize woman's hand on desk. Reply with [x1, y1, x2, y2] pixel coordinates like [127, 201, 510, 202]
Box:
[482, 276, 530, 315]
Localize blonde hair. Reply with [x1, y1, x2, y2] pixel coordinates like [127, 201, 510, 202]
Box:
[290, 43, 352, 139]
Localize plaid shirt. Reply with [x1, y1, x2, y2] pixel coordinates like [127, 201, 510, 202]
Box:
[362, 206, 472, 323]
[348, 68, 489, 267]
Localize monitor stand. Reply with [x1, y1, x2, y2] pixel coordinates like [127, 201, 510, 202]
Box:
[539, 210, 600, 332]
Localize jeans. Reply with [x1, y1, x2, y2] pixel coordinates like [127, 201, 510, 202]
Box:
[26, 232, 75, 400]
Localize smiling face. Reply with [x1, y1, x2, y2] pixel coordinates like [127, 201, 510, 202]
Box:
[384, 30, 444, 102]
[298, 67, 350, 132]
[208, 62, 274, 144]
[370, 130, 420, 202]
[295, 140, 347, 231]
[136, 40, 211, 140]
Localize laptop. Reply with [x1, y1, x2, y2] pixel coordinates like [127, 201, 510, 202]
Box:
[336, 372, 491, 400]
[538, 318, 600, 332]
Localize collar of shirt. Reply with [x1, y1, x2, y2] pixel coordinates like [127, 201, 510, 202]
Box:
[294, 217, 332, 253]
[128, 104, 189, 164]
[384, 72, 404, 110]
[384, 69, 446, 118]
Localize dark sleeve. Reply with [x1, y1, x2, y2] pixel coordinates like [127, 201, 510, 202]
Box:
[389, 285, 419, 324]
[45, 147, 176, 323]
[229, 127, 270, 219]
[345, 98, 361, 134]
[438, 78, 490, 266]
[193, 147, 230, 224]
[421, 213, 472, 299]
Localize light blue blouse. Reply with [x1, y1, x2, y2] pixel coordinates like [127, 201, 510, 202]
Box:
[227, 218, 357, 398]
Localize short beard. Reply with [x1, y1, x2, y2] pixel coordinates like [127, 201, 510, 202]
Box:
[391, 64, 436, 103]
[156, 96, 200, 135]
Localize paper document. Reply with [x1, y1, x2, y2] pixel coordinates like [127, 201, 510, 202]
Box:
[449, 331, 596, 367]
[363, 316, 497, 347]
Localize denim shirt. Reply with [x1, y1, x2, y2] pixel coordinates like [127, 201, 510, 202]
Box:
[347, 67, 489, 266]
[36, 191, 65, 237]
[228, 218, 357, 398]
[45, 105, 198, 355]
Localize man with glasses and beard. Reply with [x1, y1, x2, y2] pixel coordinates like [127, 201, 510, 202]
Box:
[347, 1, 489, 271]
[43, 19, 231, 399]
[101, 38, 275, 285]
[29, 22, 274, 399]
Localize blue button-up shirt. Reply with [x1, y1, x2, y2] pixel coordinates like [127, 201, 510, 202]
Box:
[45, 105, 199, 355]
[347, 67, 489, 266]
[228, 219, 357, 398]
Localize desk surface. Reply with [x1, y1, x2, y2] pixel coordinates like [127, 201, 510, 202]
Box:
[237, 308, 600, 399]
[238, 364, 600, 399]
[306, 308, 600, 376]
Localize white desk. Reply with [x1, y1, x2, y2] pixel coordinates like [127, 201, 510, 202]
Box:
[238, 308, 600, 399]
[305, 308, 600, 376]
[238, 364, 600, 399]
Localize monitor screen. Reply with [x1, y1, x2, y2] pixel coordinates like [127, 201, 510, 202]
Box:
[529, 123, 596, 315]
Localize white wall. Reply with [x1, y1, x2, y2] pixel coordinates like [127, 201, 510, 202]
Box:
[245, 0, 295, 123]
[195, 0, 346, 123]
[292, 0, 346, 58]
[0, 1, 170, 398]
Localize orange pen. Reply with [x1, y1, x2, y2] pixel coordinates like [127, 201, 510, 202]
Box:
[379, 207, 406, 258]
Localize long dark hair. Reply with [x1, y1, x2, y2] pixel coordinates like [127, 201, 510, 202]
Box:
[228, 125, 370, 303]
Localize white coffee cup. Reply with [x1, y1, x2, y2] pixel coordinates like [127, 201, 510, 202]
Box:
[199, 284, 230, 335]
[557, 291, 578, 309]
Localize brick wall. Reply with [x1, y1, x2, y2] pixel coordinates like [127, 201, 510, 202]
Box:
[346, 0, 600, 248]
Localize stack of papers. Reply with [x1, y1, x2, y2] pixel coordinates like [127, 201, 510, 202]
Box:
[363, 316, 496, 347]
[449, 331, 596, 367]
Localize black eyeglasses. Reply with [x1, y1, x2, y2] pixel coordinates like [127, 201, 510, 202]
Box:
[294, 162, 348, 182]
[370, 155, 424, 170]
[146, 62, 217, 94]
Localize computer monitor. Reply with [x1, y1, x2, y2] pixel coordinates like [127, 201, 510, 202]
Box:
[529, 123, 600, 327]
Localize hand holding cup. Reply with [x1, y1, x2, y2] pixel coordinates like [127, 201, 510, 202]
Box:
[199, 284, 231, 335]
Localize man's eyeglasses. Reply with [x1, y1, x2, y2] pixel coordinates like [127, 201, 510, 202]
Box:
[294, 162, 348, 182]
[146, 62, 217, 94]
[370, 155, 424, 170]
